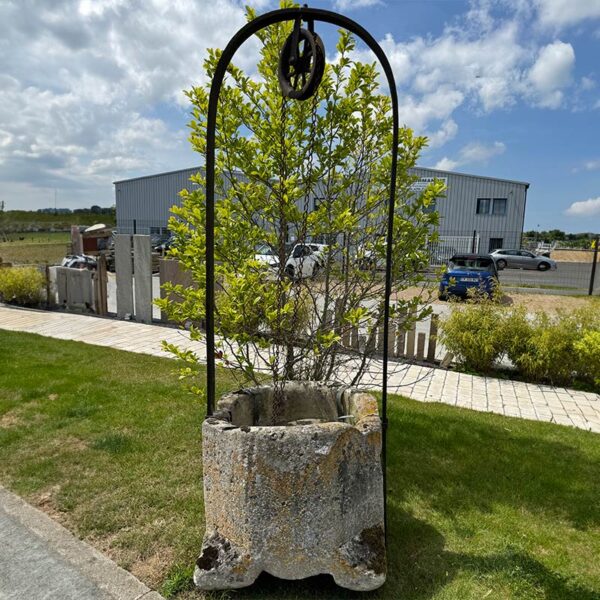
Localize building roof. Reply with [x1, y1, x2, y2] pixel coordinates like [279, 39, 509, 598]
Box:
[414, 166, 529, 188]
[113, 166, 204, 185]
[114, 165, 530, 188]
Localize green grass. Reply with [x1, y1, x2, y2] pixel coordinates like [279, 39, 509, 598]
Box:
[1, 232, 71, 244]
[0, 209, 115, 229]
[0, 233, 70, 265]
[1, 329, 599, 600]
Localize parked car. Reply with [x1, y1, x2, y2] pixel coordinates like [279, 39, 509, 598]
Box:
[254, 243, 280, 269]
[439, 254, 499, 300]
[490, 249, 557, 271]
[357, 238, 385, 270]
[61, 254, 97, 270]
[154, 234, 176, 255]
[285, 243, 327, 279]
[150, 232, 171, 250]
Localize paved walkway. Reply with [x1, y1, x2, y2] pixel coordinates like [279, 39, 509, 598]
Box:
[1, 305, 599, 433]
[0, 486, 164, 600]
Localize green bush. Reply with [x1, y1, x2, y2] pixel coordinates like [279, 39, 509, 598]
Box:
[507, 308, 600, 387]
[0, 266, 44, 307]
[438, 299, 520, 373]
[441, 301, 600, 388]
[507, 312, 577, 385]
[574, 330, 600, 388]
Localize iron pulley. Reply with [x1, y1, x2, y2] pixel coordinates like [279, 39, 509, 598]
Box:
[278, 18, 325, 101]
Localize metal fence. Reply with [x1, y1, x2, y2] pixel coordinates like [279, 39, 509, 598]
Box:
[115, 220, 600, 296]
[433, 229, 600, 296]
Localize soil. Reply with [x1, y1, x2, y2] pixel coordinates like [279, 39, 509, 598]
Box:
[552, 249, 597, 263]
[394, 287, 597, 314]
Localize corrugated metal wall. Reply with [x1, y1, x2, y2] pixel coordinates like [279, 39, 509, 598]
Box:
[410, 167, 528, 251]
[115, 166, 528, 251]
[115, 167, 202, 234]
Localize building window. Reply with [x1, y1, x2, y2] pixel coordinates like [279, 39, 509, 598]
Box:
[489, 238, 503, 252]
[150, 226, 161, 234]
[492, 198, 507, 215]
[476, 198, 491, 214]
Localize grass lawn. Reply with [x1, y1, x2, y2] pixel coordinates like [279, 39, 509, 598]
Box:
[0, 232, 70, 265]
[1, 231, 71, 244]
[0, 329, 599, 599]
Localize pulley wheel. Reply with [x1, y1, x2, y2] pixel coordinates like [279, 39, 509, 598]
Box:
[278, 28, 325, 101]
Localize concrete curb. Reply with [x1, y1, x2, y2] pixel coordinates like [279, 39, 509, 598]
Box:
[0, 486, 165, 600]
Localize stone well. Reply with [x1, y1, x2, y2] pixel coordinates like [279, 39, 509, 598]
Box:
[194, 381, 386, 592]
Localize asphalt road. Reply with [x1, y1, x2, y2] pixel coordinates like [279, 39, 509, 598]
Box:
[497, 261, 597, 292]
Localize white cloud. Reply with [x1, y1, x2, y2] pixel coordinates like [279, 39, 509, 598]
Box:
[565, 197, 600, 216]
[0, 0, 594, 209]
[0, 0, 258, 208]
[460, 141, 506, 163]
[534, 0, 600, 29]
[434, 141, 506, 171]
[334, 0, 382, 9]
[434, 157, 459, 171]
[355, 10, 580, 142]
[425, 119, 459, 149]
[581, 76, 596, 90]
[573, 159, 600, 172]
[527, 41, 575, 107]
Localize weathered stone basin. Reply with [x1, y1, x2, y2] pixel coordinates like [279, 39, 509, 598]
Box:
[194, 381, 386, 592]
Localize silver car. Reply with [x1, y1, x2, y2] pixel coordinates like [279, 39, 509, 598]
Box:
[490, 249, 557, 271]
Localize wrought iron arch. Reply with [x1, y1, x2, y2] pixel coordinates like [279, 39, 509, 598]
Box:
[204, 5, 399, 534]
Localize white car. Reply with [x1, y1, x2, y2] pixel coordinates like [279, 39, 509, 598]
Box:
[284, 243, 327, 279]
[61, 254, 97, 270]
[253, 243, 280, 280]
[254, 243, 280, 269]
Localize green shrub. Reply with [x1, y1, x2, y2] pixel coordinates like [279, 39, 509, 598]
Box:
[0, 266, 44, 307]
[438, 299, 519, 373]
[507, 312, 576, 385]
[506, 307, 599, 387]
[441, 301, 599, 387]
[574, 330, 600, 389]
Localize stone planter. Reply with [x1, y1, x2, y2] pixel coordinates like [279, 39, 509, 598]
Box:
[194, 381, 386, 592]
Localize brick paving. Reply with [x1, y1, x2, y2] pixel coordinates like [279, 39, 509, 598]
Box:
[1, 304, 598, 433]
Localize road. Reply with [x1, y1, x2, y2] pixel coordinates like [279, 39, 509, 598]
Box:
[498, 261, 597, 292]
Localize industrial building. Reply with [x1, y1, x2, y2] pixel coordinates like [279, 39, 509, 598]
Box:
[114, 166, 528, 253]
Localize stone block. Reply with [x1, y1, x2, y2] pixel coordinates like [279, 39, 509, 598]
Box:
[195, 382, 386, 592]
[133, 235, 152, 323]
[115, 235, 133, 318]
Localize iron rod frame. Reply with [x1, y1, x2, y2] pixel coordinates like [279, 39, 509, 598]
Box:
[204, 6, 398, 535]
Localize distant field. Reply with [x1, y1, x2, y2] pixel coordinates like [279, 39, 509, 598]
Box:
[553, 249, 597, 263]
[0, 209, 115, 231]
[1, 231, 70, 244]
[0, 234, 69, 265]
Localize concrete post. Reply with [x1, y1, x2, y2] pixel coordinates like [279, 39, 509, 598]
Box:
[133, 234, 153, 323]
[159, 258, 195, 323]
[70, 225, 83, 255]
[115, 235, 134, 318]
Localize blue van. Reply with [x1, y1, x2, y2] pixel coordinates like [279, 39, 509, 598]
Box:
[439, 254, 499, 300]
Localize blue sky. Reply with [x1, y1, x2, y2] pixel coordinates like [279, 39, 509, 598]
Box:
[0, 0, 599, 232]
